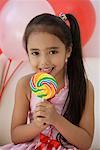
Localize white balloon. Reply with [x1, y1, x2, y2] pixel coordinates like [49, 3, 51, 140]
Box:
[0, 0, 55, 60]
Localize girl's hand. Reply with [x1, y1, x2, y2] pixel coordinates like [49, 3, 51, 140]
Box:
[34, 101, 59, 125]
[31, 117, 48, 129]
[30, 110, 48, 129]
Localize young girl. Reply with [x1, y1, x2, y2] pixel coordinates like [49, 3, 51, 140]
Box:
[1, 13, 94, 150]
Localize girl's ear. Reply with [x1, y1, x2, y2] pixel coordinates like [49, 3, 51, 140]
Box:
[66, 46, 72, 59]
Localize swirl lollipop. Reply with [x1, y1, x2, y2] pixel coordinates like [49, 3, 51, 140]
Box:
[30, 72, 58, 100]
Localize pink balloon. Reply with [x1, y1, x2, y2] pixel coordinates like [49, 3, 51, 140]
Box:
[0, 0, 55, 60]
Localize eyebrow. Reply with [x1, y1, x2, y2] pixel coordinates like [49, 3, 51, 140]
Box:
[30, 48, 39, 51]
[30, 46, 59, 51]
[46, 46, 59, 50]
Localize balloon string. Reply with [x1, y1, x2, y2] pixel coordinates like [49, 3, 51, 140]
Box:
[2, 58, 12, 88]
[0, 59, 23, 102]
[0, 58, 11, 98]
[3, 60, 23, 88]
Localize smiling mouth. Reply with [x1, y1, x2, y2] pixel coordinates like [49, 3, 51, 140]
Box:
[39, 67, 54, 74]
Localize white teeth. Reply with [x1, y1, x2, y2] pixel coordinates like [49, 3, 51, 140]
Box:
[40, 68, 53, 73]
[42, 69, 51, 72]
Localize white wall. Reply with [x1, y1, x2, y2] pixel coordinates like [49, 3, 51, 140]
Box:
[84, 58, 100, 149]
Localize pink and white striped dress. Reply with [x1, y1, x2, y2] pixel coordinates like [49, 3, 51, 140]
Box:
[0, 76, 78, 150]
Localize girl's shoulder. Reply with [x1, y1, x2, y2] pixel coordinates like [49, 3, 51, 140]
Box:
[86, 79, 94, 93]
[16, 73, 34, 101]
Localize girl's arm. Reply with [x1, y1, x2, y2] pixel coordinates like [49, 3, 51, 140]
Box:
[11, 76, 47, 144]
[52, 80, 94, 149]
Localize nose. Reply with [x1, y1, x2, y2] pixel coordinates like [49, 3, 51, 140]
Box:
[39, 54, 49, 68]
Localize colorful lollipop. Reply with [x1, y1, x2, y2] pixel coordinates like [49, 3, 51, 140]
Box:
[30, 72, 58, 100]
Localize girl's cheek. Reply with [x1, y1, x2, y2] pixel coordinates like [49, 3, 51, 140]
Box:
[29, 57, 36, 64]
[31, 62, 39, 71]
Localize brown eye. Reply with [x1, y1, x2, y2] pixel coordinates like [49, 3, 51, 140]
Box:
[49, 50, 58, 55]
[31, 52, 39, 56]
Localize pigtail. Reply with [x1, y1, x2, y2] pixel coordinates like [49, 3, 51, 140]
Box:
[57, 14, 87, 147]
[64, 14, 86, 123]
[66, 14, 82, 50]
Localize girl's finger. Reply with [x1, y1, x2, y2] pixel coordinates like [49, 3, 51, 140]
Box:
[35, 105, 47, 110]
[34, 111, 47, 118]
[35, 107, 46, 112]
[36, 101, 50, 107]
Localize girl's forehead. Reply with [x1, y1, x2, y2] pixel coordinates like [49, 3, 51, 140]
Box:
[28, 31, 58, 39]
[28, 32, 65, 46]
[27, 32, 66, 51]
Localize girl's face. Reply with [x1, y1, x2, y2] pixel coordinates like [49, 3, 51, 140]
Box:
[27, 32, 71, 82]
